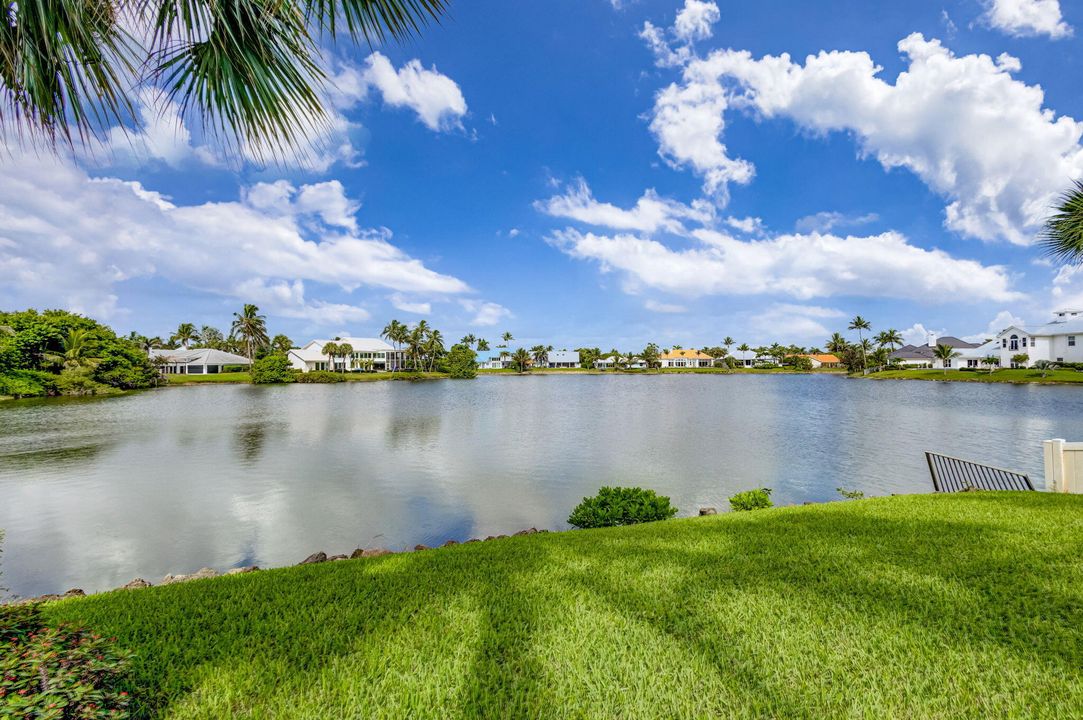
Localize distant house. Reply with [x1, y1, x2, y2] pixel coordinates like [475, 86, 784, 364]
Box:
[479, 351, 512, 370]
[801, 353, 842, 368]
[890, 334, 982, 369]
[990, 309, 1083, 368]
[730, 349, 764, 368]
[659, 349, 713, 368]
[289, 338, 405, 372]
[547, 350, 580, 368]
[594, 354, 646, 370]
[149, 347, 251, 375]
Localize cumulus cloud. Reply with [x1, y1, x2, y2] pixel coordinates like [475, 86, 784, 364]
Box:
[536, 178, 714, 234]
[0, 149, 470, 324]
[344, 52, 468, 132]
[673, 0, 721, 42]
[648, 34, 1083, 242]
[752, 304, 846, 343]
[389, 294, 432, 315]
[548, 227, 1021, 303]
[983, 0, 1072, 39]
[460, 300, 513, 326]
[795, 211, 879, 234]
[641, 1, 720, 68]
[900, 323, 945, 346]
[644, 299, 687, 313]
[962, 310, 1028, 342]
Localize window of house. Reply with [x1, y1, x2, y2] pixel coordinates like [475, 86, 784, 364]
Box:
[1070, 336, 1076, 347]
[1058, 357, 1064, 362]
[1002, 339, 1007, 348]
[944, 359, 952, 368]
[1009, 335, 1019, 351]
[1022, 337, 1027, 347]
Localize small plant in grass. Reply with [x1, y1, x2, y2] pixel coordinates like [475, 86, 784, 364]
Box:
[728, 488, 773, 512]
[1, 603, 132, 718]
[568, 486, 677, 529]
[837, 487, 865, 500]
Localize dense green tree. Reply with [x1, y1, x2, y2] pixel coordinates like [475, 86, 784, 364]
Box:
[251, 354, 295, 384]
[444, 344, 478, 379]
[199, 326, 225, 348]
[510, 348, 531, 373]
[641, 343, 660, 369]
[271, 334, 293, 355]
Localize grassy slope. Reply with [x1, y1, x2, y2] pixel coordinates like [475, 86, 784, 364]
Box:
[46, 493, 1083, 719]
[167, 372, 448, 385]
[871, 368, 1083, 384]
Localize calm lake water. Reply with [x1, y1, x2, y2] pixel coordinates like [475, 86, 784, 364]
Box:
[1, 374, 1079, 596]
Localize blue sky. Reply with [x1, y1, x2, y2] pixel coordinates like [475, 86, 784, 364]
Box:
[3, 0, 1083, 350]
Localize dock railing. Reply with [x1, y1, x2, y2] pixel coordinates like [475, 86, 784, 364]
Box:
[1043, 439, 1083, 493]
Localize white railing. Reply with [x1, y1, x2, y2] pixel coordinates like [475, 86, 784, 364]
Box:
[1042, 439, 1083, 493]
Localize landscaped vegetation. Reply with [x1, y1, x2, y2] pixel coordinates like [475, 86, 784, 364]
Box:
[0, 310, 160, 398]
[567, 486, 678, 528]
[31, 493, 1082, 718]
[871, 368, 1083, 384]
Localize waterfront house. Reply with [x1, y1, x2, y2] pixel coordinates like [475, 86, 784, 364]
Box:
[990, 309, 1083, 368]
[547, 350, 580, 368]
[289, 338, 406, 372]
[594, 354, 647, 370]
[479, 351, 513, 370]
[730, 349, 765, 368]
[659, 349, 714, 368]
[801, 353, 842, 368]
[149, 347, 251, 375]
[889, 334, 982, 369]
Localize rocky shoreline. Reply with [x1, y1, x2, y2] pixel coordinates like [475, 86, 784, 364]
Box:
[7, 527, 547, 605]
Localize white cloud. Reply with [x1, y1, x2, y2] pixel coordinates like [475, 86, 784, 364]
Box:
[350, 52, 467, 132]
[644, 299, 687, 313]
[674, 0, 721, 42]
[962, 310, 1027, 342]
[795, 211, 879, 234]
[649, 34, 1083, 242]
[724, 216, 765, 235]
[508, 228, 521, 237]
[548, 227, 1021, 303]
[389, 293, 432, 315]
[752, 304, 846, 343]
[0, 148, 470, 323]
[983, 0, 1072, 39]
[536, 178, 714, 234]
[900, 323, 944, 346]
[460, 300, 512, 326]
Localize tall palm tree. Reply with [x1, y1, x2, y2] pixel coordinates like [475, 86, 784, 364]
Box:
[170, 322, 199, 349]
[826, 333, 848, 355]
[231, 304, 269, 360]
[932, 343, 961, 375]
[848, 316, 872, 375]
[337, 343, 354, 375]
[511, 348, 531, 373]
[2, 1, 449, 155]
[499, 331, 514, 348]
[1040, 180, 1083, 263]
[60, 328, 97, 368]
[424, 330, 444, 372]
[722, 336, 734, 352]
[531, 345, 549, 367]
[460, 334, 477, 348]
[476, 338, 490, 352]
[875, 329, 903, 351]
[321, 342, 339, 373]
[381, 320, 408, 371]
[271, 334, 293, 355]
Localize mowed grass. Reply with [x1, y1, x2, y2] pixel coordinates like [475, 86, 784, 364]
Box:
[165, 372, 252, 384]
[872, 368, 1083, 384]
[166, 371, 449, 386]
[46, 493, 1083, 719]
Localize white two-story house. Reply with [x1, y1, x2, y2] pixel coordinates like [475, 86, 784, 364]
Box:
[289, 338, 406, 372]
[993, 309, 1083, 368]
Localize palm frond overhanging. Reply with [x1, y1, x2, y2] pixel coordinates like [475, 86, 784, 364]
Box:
[0, 0, 448, 156]
[1040, 180, 1083, 264]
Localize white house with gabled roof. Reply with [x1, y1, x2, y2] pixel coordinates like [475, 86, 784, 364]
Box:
[993, 309, 1083, 368]
[150, 347, 251, 374]
[289, 338, 406, 372]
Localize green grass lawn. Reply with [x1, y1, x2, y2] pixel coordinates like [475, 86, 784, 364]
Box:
[166, 372, 449, 386]
[45, 493, 1083, 719]
[871, 368, 1083, 384]
[165, 372, 252, 384]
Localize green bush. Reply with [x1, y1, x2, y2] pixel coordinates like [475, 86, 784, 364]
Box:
[1, 603, 133, 718]
[443, 344, 477, 379]
[54, 368, 117, 396]
[790, 356, 814, 371]
[293, 370, 344, 383]
[568, 486, 678, 529]
[222, 364, 247, 373]
[0, 370, 55, 398]
[729, 488, 773, 512]
[251, 354, 295, 384]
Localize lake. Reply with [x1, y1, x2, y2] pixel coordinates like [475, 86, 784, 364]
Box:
[1, 374, 1079, 597]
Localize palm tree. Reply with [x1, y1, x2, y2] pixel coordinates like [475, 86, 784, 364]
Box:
[932, 344, 961, 375]
[337, 343, 354, 375]
[1040, 180, 1083, 263]
[641, 343, 661, 369]
[875, 329, 903, 351]
[848, 316, 872, 375]
[511, 348, 531, 373]
[826, 333, 848, 354]
[170, 322, 199, 349]
[271, 334, 293, 355]
[60, 328, 96, 368]
[2, 1, 449, 155]
[476, 338, 490, 352]
[381, 320, 408, 371]
[531, 345, 550, 367]
[231, 304, 269, 360]
[460, 334, 477, 348]
[424, 330, 444, 372]
[321, 342, 339, 373]
[499, 331, 514, 348]
[722, 336, 734, 353]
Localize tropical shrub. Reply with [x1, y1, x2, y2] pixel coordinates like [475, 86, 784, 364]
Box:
[293, 370, 344, 383]
[443, 344, 477, 379]
[0, 603, 133, 718]
[837, 487, 865, 500]
[251, 354, 295, 384]
[729, 488, 773, 512]
[568, 486, 678, 529]
[222, 365, 247, 373]
[0, 369, 56, 398]
[790, 356, 814, 371]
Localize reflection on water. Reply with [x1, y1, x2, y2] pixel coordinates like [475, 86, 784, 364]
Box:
[1, 376, 1080, 596]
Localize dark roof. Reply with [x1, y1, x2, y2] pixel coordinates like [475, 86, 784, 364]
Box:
[889, 336, 980, 360]
[933, 336, 981, 349]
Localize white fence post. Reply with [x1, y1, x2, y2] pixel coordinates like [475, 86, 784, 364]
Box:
[1044, 439, 1083, 493]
